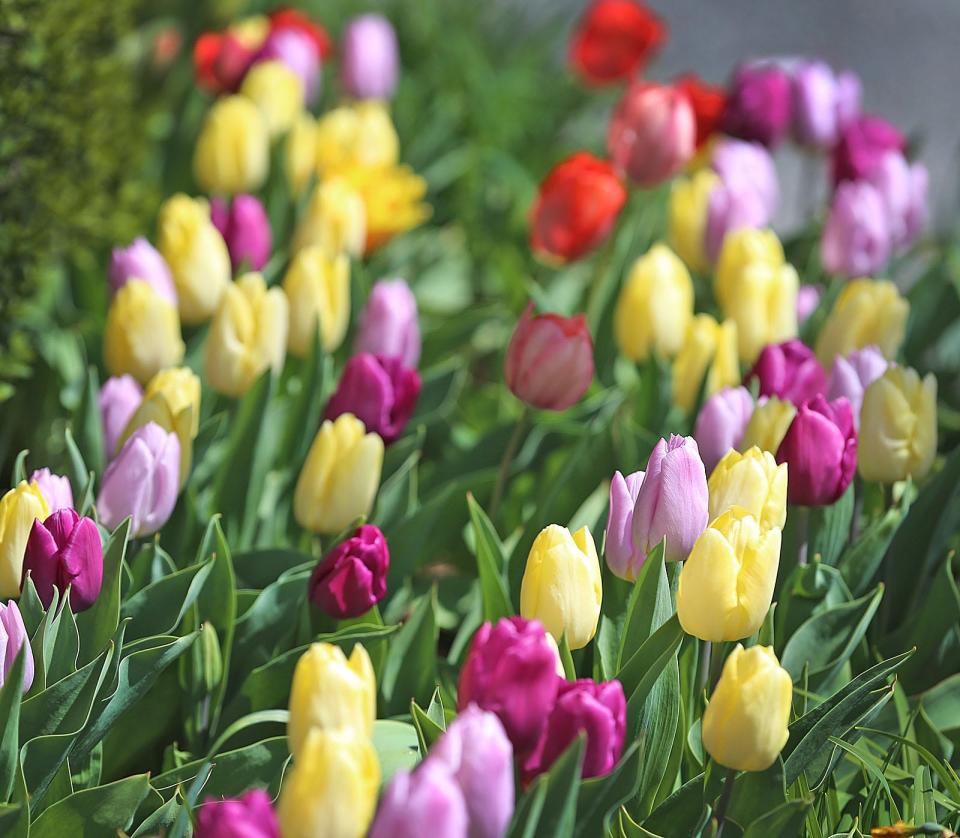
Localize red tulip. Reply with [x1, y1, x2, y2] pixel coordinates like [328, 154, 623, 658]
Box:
[569, 0, 667, 86]
[674, 73, 728, 149]
[192, 32, 257, 94]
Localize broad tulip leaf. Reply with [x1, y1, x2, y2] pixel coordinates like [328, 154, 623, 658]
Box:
[0, 651, 26, 802]
[30, 773, 150, 838]
[574, 742, 642, 838]
[373, 719, 421, 785]
[76, 518, 130, 666]
[380, 589, 438, 716]
[467, 493, 512, 622]
[616, 541, 667, 672]
[809, 482, 854, 566]
[120, 558, 214, 641]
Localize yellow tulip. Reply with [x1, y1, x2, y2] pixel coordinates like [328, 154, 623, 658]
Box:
[739, 397, 797, 457]
[228, 15, 269, 49]
[315, 101, 399, 175]
[701, 644, 792, 771]
[858, 366, 937, 483]
[294, 414, 384, 534]
[708, 447, 787, 530]
[204, 273, 289, 398]
[520, 524, 602, 650]
[157, 194, 232, 325]
[672, 314, 740, 414]
[668, 170, 719, 274]
[277, 728, 380, 838]
[815, 278, 909, 367]
[0, 481, 49, 597]
[240, 60, 304, 139]
[192, 95, 269, 195]
[287, 642, 376, 760]
[104, 280, 185, 385]
[292, 178, 367, 258]
[283, 245, 350, 356]
[286, 113, 318, 195]
[338, 162, 430, 253]
[677, 507, 781, 641]
[614, 243, 694, 362]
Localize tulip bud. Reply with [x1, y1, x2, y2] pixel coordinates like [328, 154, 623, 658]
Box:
[204, 273, 289, 398]
[108, 237, 177, 306]
[97, 422, 180, 537]
[677, 507, 781, 641]
[668, 170, 719, 274]
[341, 14, 400, 100]
[671, 314, 740, 414]
[355, 279, 421, 369]
[505, 304, 593, 411]
[858, 366, 937, 484]
[708, 447, 787, 530]
[29, 469, 73, 516]
[309, 524, 389, 619]
[283, 246, 350, 356]
[157, 194, 232, 325]
[277, 728, 380, 838]
[368, 761, 467, 838]
[796, 285, 821, 325]
[196, 789, 279, 838]
[315, 102, 399, 175]
[210, 195, 272, 271]
[614, 244, 694, 362]
[294, 414, 384, 534]
[607, 82, 695, 186]
[569, 0, 666, 85]
[815, 278, 908, 367]
[104, 280, 186, 384]
[722, 63, 792, 147]
[520, 524, 602, 650]
[458, 617, 561, 757]
[256, 27, 321, 104]
[832, 115, 905, 186]
[23, 509, 103, 612]
[240, 59, 305, 139]
[826, 346, 889, 428]
[286, 113, 318, 195]
[674, 73, 727, 149]
[694, 386, 754, 474]
[604, 470, 645, 581]
[740, 397, 797, 457]
[746, 340, 826, 406]
[193, 31, 257, 95]
[702, 644, 791, 771]
[821, 180, 891, 278]
[193, 95, 269, 194]
[292, 178, 366, 258]
[99, 375, 143, 458]
[530, 152, 626, 264]
[0, 481, 49, 598]
[0, 601, 34, 693]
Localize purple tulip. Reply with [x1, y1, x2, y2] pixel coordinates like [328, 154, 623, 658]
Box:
[255, 27, 321, 103]
[23, 509, 103, 612]
[704, 181, 771, 263]
[457, 617, 560, 758]
[108, 237, 177, 306]
[99, 375, 143, 457]
[791, 61, 860, 149]
[746, 340, 827, 406]
[369, 761, 468, 838]
[196, 789, 279, 838]
[776, 395, 857, 507]
[796, 285, 822, 325]
[826, 346, 889, 427]
[832, 115, 905, 186]
[341, 14, 400, 100]
[712, 138, 779, 220]
[355, 279, 421, 369]
[866, 152, 929, 249]
[694, 386, 754, 474]
[903, 162, 929, 246]
[821, 180, 891, 277]
[29, 468, 73, 515]
[308, 524, 389, 619]
[721, 63, 792, 147]
[834, 71, 862, 129]
[0, 601, 34, 693]
[210, 195, 272, 272]
[431, 706, 515, 838]
[604, 470, 645, 580]
[97, 422, 180, 537]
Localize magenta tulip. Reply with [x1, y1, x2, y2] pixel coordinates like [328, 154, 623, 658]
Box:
[99, 375, 143, 457]
[369, 761, 468, 838]
[108, 237, 177, 306]
[694, 386, 754, 474]
[23, 509, 103, 612]
[0, 601, 34, 693]
[832, 115, 905, 186]
[196, 789, 279, 838]
[355, 279, 421, 369]
[341, 14, 400, 100]
[821, 180, 891, 277]
[29, 468, 73, 515]
[721, 63, 792, 147]
[210, 194, 272, 272]
[308, 524, 389, 619]
[746, 340, 827, 406]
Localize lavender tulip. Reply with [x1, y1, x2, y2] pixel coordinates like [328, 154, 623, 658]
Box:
[867, 152, 929, 249]
[23, 509, 103, 612]
[821, 180, 890, 277]
[29, 469, 73, 515]
[694, 386, 754, 474]
[369, 761, 468, 838]
[108, 237, 177, 306]
[355, 279, 421, 369]
[604, 470, 645, 580]
[0, 601, 33, 693]
[796, 285, 821, 325]
[712, 138, 778, 220]
[99, 375, 143, 457]
[210, 194, 272, 272]
[341, 14, 400, 100]
[826, 346, 889, 427]
[256, 27, 321, 103]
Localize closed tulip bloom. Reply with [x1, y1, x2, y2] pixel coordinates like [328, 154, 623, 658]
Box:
[193, 95, 269, 194]
[694, 386, 754, 474]
[355, 279, 421, 369]
[859, 366, 937, 484]
[240, 59, 305, 139]
[294, 414, 384, 534]
[283, 246, 350, 355]
[97, 423, 180, 537]
[0, 482, 49, 598]
[607, 82, 695, 186]
[309, 524, 389, 619]
[712, 138, 779, 221]
[827, 346, 889, 427]
[815, 278, 909, 367]
[614, 243, 694, 361]
[29, 469, 73, 515]
[315, 102, 399, 174]
[677, 507, 782, 641]
[193, 30, 258, 95]
[104, 280, 185, 384]
[708, 447, 787, 529]
[796, 285, 821, 325]
[821, 180, 890, 278]
[256, 27, 321, 103]
[671, 314, 740, 414]
[604, 470, 645, 580]
[740, 397, 797, 458]
[269, 8, 333, 61]
[341, 14, 399, 100]
[530, 152, 626, 263]
[23, 509, 103, 612]
[792, 60, 853, 149]
[157, 194, 232, 325]
[210, 195, 272, 271]
[277, 728, 380, 838]
[99, 376, 143, 458]
[746, 340, 826, 406]
[286, 113, 318, 194]
[715, 226, 784, 310]
[520, 524, 602, 650]
[457, 617, 561, 757]
[704, 180, 771, 264]
[292, 177, 366, 257]
[702, 644, 791, 771]
[674, 73, 727, 149]
[668, 170, 719, 274]
[341, 162, 430, 253]
[505, 304, 594, 411]
[866, 151, 929, 249]
[832, 115, 905, 186]
[369, 762, 467, 838]
[0, 602, 34, 693]
[108, 237, 177, 306]
[569, 0, 666, 85]
[196, 789, 279, 838]
[722, 63, 792, 147]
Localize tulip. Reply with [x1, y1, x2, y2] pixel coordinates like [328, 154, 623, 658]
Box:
[746, 339, 826, 406]
[255, 27, 321, 104]
[210, 195, 272, 271]
[23, 509, 102, 612]
[294, 414, 384, 534]
[309, 524, 389, 619]
[0, 601, 34, 693]
[604, 470, 645, 581]
[568, 0, 666, 85]
[458, 617, 561, 756]
[368, 762, 467, 838]
[702, 644, 792, 771]
[815, 278, 909, 367]
[277, 728, 380, 838]
[529, 152, 626, 263]
[29, 469, 73, 515]
[674, 73, 727, 149]
[355, 279, 421, 369]
[505, 304, 594, 411]
[721, 63, 792, 147]
[776, 395, 857, 507]
[668, 170, 719, 274]
[340, 161, 430, 253]
[287, 642, 376, 760]
[292, 178, 366, 258]
[204, 273, 289, 398]
[858, 366, 937, 484]
[826, 346, 889, 427]
[614, 243, 694, 362]
[193, 31, 257, 95]
[671, 314, 740, 414]
[283, 246, 350, 356]
[341, 14, 400, 100]
[157, 194, 232, 325]
[791, 61, 860, 149]
[0, 481, 49, 598]
[315, 102, 399, 175]
[832, 115, 905, 186]
[708, 446, 787, 530]
[903, 162, 929, 246]
[740, 397, 797, 458]
[286, 113, 318, 195]
[677, 507, 782, 641]
[712, 138, 779, 221]
[430, 706, 515, 838]
[108, 237, 177, 306]
[103, 280, 185, 384]
[607, 82, 695, 186]
[821, 180, 890, 278]
[796, 285, 821, 325]
[97, 422, 180, 537]
[196, 789, 279, 838]
[520, 524, 602, 650]
[240, 59, 305, 139]
[694, 386, 754, 474]
[193, 95, 269, 195]
[269, 8, 332, 60]
[866, 151, 929, 250]
[99, 376, 143, 458]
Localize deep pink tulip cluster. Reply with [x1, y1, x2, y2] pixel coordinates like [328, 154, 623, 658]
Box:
[746, 339, 827, 407]
[196, 789, 279, 838]
[308, 524, 389, 619]
[211, 195, 273, 272]
[23, 509, 103, 612]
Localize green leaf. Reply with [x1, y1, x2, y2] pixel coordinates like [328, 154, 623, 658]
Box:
[373, 719, 421, 786]
[204, 710, 289, 758]
[380, 589, 438, 716]
[741, 798, 810, 837]
[617, 615, 684, 736]
[279, 326, 326, 466]
[574, 742, 642, 838]
[0, 651, 26, 801]
[558, 633, 577, 681]
[809, 482, 854, 566]
[507, 781, 548, 838]
[46, 600, 79, 685]
[63, 427, 89, 497]
[11, 450, 28, 486]
[75, 519, 130, 666]
[616, 542, 668, 672]
[232, 548, 313, 589]
[411, 690, 446, 755]
[726, 759, 787, 829]
[373, 443, 421, 532]
[120, 558, 214, 642]
[837, 501, 904, 596]
[30, 773, 150, 838]
[634, 655, 680, 818]
[466, 493, 512, 622]
[75, 365, 105, 476]
[529, 736, 585, 838]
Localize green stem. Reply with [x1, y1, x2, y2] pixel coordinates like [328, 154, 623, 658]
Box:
[696, 639, 712, 701]
[796, 505, 810, 567]
[489, 408, 529, 519]
[714, 768, 737, 837]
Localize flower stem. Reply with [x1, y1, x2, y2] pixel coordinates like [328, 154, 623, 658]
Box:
[796, 505, 810, 567]
[714, 768, 737, 837]
[490, 408, 529, 520]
